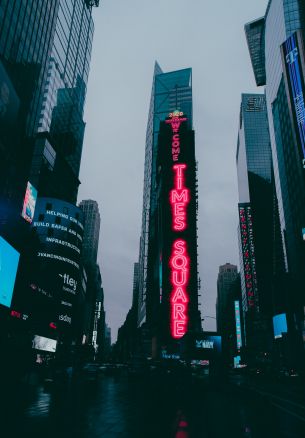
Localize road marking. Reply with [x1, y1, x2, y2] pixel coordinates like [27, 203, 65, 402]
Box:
[271, 401, 305, 423]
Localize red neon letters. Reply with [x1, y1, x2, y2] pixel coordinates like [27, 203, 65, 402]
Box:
[170, 239, 189, 338]
[165, 111, 187, 161]
[166, 111, 190, 339]
[170, 164, 189, 231]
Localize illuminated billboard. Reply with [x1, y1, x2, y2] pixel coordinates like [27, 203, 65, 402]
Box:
[281, 31, 305, 168]
[164, 111, 192, 339]
[273, 313, 288, 339]
[32, 335, 57, 353]
[0, 236, 20, 308]
[21, 181, 38, 223]
[156, 109, 199, 344]
[238, 204, 258, 310]
[234, 300, 242, 350]
[32, 198, 84, 334]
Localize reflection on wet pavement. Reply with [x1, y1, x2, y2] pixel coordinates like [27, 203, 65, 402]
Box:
[2, 374, 305, 438]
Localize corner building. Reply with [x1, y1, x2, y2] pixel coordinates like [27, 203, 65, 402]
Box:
[137, 65, 201, 356]
[137, 64, 193, 329]
[147, 110, 201, 356]
[237, 93, 289, 365]
[245, 0, 305, 364]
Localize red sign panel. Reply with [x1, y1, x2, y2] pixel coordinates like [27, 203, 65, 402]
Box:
[239, 204, 258, 310]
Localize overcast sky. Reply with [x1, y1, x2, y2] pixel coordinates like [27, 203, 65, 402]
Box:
[78, 0, 268, 342]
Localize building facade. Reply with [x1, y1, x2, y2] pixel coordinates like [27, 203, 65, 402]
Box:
[137, 64, 194, 336]
[236, 92, 288, 365]
[30, 0, 95, 204]
[79, 199, 104, 351]
[245, 0, 305, 367]
[216, 263, 238, 334]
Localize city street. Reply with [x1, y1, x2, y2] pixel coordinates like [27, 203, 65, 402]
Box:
[2, 371, 305, 438]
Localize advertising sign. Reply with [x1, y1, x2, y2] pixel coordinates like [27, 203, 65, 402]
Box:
[234, 300, 242, 349]
[273, 313, 288, 339]
[238, 204, 258, 310]
[282, 31, 305, 168]
[21, 181, 38, 224]
[0, 236, 20, 308]
[165, 111, 191, 339]
[195, 335, 222, 354]
[32, 335, 57, 353]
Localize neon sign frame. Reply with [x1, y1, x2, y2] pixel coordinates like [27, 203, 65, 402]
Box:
[166, 111, 191, 339]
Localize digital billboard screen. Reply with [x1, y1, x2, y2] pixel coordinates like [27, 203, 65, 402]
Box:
[273, 313, 288, 339]
[234, 300, 242, 349]
[0, 236, 20, 308]
[195, 335, 222, 354]
[282, 31, 305, 167]
[32, 335, 57, 353]
[21, 181, 37, 223]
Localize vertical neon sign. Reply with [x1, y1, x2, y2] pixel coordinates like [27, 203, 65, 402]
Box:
[234, 300, 242, 350]
[166, 111, 190, 339]
[239, 204, 258, 310]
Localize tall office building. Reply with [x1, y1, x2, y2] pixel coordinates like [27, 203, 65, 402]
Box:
[0, 1, 60, 357]
[30, 0, 95, 204]
[216, 263, 238, 334]
[0, 2, 99, 363]
[79, 200, 104, 346]
[79, 200, 101, 265]
[137, 64, 193, 330]
[245, 0, 305, 360]
[0, 1, 59, 136]
[136, 64, 200, 356]
[237, 93, 286, 359]
[0, 1, 59, 238]
[216, 266, 242, 365]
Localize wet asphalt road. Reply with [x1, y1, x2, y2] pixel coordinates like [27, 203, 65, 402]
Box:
[1, 373, 305, 438]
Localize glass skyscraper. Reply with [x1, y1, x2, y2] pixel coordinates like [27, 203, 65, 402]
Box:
[0, 0, 59, 135]
[0, 0, 59, 232]
[137, 64, 193, 328]
[29, 0, 95, 204]
[245, 0, 305, 355]
[236, 93, 286, 357]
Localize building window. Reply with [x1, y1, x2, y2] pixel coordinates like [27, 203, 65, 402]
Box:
[55, 217, 61, 225]
[46, 202, 52, 210]
[38, 214, 44, 222]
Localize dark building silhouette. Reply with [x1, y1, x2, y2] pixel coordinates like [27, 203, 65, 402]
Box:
[236, 93, 288, 366]
[79, 200, 105, 354]
[245, 0, 305, 370]
[216, 263, 238, 334]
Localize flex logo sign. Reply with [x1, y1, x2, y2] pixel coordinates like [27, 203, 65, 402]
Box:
[59, 273, 77, 294]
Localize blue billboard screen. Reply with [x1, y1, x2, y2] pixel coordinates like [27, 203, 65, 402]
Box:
[283, 32, 305, 164]
[234, 300, 242, 349]
[0, 236, 20, 308]
[21, 181, 38, 223]
[273, 313, 288, 339]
